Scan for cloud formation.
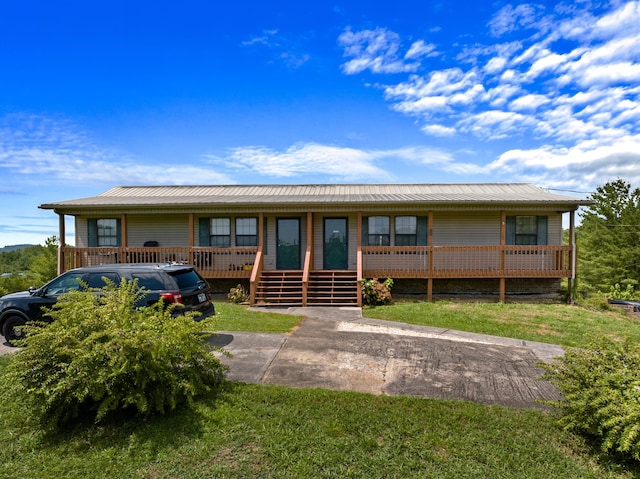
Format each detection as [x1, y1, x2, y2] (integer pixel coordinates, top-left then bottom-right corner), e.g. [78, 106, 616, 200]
[339, 1, 640, 192]
[0, 114, 234, 187]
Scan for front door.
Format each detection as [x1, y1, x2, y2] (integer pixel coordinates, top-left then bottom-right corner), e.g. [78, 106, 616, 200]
[276, 218, 301, 269]
[324, 218, 348, 270]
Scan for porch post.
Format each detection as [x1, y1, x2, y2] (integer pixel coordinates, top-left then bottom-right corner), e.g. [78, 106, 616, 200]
[57, 213, 65, 275]
[427, 211, 433, 302]
[356, 211, 363, 307]
[121, 214, 128, 247]
[568, 209, 576, 303]
[302, 211, 313, 306]
[188, 213, 195, 265]
[121, 214, 128, 264]
[499, 210, 506, 302]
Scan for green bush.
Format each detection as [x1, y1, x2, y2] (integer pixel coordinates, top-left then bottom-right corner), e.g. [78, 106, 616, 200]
[540, 336, 640, 461]
[361, 278, 394, 306]
[4, 279, 227, 429]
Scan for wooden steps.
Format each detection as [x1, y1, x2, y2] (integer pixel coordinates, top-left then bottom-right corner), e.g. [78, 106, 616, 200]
[254, 270, 359, 306]
[307, 270, 359, 306]
[254, 270, 304, 306]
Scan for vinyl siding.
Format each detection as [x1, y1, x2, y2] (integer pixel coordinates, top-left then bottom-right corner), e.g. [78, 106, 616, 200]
[127, 215, 190, 247]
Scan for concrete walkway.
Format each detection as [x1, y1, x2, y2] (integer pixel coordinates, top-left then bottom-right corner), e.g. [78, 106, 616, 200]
[211, 306, 564, 409]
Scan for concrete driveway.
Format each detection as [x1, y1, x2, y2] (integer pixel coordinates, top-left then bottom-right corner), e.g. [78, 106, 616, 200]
[1, 306, 564, 409]
[213, 306, 564, 409]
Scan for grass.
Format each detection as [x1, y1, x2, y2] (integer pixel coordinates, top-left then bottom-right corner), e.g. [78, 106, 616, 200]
[210, 302, 303, 333]
[2, 301, 640, 477]
[0, 375, 637, 479]
[363, 301, 640, 348]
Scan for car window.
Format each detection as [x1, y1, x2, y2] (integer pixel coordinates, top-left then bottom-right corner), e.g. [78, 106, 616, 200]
[170, 270, 204, 289]
[131, 272, 168, 291]
[83, 272, 121, 289]
[46, 272, 84, 295]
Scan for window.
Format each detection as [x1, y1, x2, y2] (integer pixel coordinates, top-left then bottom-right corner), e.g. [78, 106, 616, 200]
[395, 216, 417, 246]
[210, 218, 231, 247]
[515, 216, 538, 245]
[368, 216, 390, 246]
[97, 219, 118, 246]
[506, 215, 548, 245]
[236, 217, 258, 246]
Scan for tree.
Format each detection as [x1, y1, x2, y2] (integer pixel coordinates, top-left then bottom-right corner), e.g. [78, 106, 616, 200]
[578, 179, 640, 294]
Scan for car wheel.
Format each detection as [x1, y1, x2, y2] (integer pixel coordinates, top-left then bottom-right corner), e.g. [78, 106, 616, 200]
[2, 316, 27, 346]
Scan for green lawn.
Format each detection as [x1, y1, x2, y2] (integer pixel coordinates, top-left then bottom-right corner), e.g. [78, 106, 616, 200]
[0, 378, 637, 479]
[2, 301, 640, 478]
[211, 302, 303, 333]
[363, 301, 640, 348]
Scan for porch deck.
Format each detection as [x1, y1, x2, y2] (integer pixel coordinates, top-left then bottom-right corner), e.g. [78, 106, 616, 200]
[59, 245, 572, 305]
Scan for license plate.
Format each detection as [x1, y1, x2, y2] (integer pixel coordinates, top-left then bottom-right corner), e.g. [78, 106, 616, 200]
[198, 293, 207, 303]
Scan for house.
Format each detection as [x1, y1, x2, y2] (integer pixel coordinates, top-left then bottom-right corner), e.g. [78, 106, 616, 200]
[39, 183, 590, 305]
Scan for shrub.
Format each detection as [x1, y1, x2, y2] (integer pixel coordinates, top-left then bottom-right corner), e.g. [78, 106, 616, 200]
[361, 278, 394, 306]
[540, 336, 640, 461]
[228, 283, 249, 303]
[609, 282, 640, 301]
[4, 279, 227, 429]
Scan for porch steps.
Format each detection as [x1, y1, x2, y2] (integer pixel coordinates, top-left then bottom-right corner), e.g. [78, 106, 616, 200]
[307, 270, 359, 306]
[254, 270, 360, 306]
[254, 270, 304, 306]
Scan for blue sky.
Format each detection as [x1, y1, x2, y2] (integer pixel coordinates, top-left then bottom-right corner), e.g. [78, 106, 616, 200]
[1, 0, 639, 247]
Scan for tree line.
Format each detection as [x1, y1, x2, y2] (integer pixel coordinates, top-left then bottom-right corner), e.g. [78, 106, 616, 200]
[0, 237, 58, 296]
[577, 178, 640, 299]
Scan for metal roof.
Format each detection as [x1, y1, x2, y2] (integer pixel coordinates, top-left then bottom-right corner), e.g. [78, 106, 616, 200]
[39, 183, 590, 211]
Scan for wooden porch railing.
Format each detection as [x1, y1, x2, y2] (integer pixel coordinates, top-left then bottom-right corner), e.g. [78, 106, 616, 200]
[59, 246, 259, 278]
[249, 246, 264, 306]
[59, 244, 572, 282]
[362, 245, 572, 278]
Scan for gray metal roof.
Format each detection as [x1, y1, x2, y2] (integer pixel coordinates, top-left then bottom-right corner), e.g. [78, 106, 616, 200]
[39, 183, 590, 211]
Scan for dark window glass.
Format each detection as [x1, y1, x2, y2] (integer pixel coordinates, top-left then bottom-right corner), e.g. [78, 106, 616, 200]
[236, 217, 258, 246]
[97, 219, 118, 246]
[395, 216, 417, 246]
[368, 216, 390, 246]
[171, 270, 205, 289]
[210, 218, 231, 247]
[131, 272, 168, 291]
[516, 216, 537, 245]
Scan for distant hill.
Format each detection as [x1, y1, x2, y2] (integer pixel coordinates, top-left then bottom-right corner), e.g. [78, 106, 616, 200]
[0, 244, 36, 253]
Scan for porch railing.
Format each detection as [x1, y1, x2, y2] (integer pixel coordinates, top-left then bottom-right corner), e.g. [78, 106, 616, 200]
[59, 245, 572, 280]
[59, 246, 259, 278]
[362, 245, 572, 278]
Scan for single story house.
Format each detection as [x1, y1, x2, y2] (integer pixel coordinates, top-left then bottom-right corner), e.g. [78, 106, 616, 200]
[39, 183, 590, 305]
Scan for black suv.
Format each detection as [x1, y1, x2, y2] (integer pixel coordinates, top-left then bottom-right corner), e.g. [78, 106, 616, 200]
[0, 263, 215, 345]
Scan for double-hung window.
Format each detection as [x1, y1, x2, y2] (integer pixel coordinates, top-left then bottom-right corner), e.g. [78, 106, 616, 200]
[210, 218, 231, 247]
[368, 216, 390, 246]
[88, 218, 121, 247]
[236, 217, 258, 246]
[506, 215, 548, 245]
[395, 216, 417, 246]
[96, 219, 118, 246]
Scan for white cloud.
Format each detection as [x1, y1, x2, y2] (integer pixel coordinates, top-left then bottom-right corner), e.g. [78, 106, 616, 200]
[338, 1, 640, 193]
[0, 114, 234, 186]
[421, 124, 456, 137]
[405, 40, 437, 60]
[339, 27, 431, 74]
[509, 93, 550, 112]
[488, 3, 547, 37]
[226, 143, 389, 180]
